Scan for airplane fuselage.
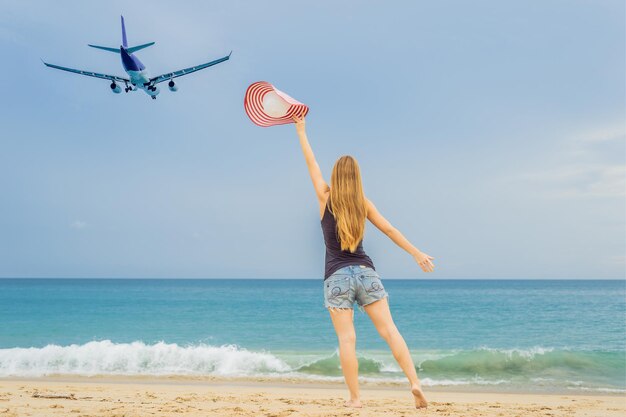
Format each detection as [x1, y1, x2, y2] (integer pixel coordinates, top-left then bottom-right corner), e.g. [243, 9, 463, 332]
[120, 46, 159, 97]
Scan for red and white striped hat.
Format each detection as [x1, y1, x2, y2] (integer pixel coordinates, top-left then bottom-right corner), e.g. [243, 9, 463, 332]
[244, 81, 309, 127]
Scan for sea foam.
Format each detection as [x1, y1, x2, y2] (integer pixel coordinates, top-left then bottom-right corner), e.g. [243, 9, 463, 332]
[0, 340, 290, 377]
[0, 341, 623, 393]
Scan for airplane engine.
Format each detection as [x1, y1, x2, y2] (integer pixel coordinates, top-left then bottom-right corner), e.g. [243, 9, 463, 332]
[168, 80, 178, 92]
[110, 82, 122, 94]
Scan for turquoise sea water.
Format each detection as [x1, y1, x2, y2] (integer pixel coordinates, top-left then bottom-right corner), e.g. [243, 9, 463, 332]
[0, 279, 624, 393]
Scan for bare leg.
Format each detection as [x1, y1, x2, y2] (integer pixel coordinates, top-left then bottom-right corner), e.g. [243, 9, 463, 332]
[328, 307, 362, 408]
[363, 297, 428, 409]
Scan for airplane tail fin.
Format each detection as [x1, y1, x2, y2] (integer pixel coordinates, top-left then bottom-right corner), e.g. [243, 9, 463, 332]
[88, 15, 155, 54]
[121, 15, 128, 48]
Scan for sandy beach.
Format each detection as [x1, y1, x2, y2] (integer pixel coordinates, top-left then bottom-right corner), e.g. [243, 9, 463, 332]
[0, 376, 623, 417]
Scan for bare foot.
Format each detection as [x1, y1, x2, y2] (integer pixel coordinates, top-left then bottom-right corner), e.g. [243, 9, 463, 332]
[411, 383, 428, 409]
[344, 399, 363, 408]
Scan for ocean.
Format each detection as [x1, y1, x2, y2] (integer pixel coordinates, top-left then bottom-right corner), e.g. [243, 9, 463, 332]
[0, 279, 624, 394]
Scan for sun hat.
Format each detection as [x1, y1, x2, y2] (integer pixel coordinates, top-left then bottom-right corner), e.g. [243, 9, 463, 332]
[244, 81, 309, 127]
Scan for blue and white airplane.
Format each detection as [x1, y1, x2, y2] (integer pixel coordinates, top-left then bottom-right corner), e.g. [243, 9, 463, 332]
[43, 16, 231, 99]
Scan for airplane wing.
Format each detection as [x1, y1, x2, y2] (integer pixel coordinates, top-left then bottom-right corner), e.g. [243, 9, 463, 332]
[43, 61, 130, 83]
[149, 51, 231, 85]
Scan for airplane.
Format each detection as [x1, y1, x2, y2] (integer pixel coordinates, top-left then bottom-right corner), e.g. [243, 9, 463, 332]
[43, 15, 231, 99]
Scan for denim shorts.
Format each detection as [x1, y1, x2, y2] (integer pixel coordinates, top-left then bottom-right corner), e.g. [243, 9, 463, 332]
[323, 265, 389, 313]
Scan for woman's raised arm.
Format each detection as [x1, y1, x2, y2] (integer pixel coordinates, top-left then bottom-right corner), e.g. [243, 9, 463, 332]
[293, 116, 329, 203]
[365, 198, 435, 273]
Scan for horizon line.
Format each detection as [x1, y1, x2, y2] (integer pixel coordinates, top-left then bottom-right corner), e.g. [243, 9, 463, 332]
[0, 277, 624, 281]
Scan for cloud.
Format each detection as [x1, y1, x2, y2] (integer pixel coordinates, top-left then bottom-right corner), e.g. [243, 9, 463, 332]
[514, 163, 625, 198]
[70, 220, 87, 230]
[572, 125, 625, 144]
[608, 254, 625, 266]
[502, 124, 626, 198]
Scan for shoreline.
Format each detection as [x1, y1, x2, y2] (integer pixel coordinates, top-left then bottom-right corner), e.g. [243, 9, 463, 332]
[1, 374, 623, 396]
[0, 376, 624, 417]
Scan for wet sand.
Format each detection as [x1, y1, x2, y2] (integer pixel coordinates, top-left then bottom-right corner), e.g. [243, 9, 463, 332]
[0, 376, 624, 417]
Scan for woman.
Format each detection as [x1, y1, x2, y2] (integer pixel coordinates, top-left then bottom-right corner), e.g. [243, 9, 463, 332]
[292, 115, 434, 409]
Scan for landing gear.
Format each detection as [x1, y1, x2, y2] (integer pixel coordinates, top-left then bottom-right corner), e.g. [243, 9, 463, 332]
[151, 95, 157, 100]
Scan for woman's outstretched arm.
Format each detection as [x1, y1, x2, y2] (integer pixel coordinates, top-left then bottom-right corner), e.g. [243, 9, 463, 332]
[293, 116, 329, 202]
[365, 198, 435, 273]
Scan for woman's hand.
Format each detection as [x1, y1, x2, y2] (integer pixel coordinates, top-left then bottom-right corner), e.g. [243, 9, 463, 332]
[413, 251, 435, 273]
[292, 115, 306, 136]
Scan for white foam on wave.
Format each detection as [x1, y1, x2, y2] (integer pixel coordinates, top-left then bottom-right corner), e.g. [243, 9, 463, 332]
[571, 386, 626, 394]
[0, 340, 291, 377]
[477, 346, 555, 359]
[420, 377, 508, 386]
[2, 342, 622, 394]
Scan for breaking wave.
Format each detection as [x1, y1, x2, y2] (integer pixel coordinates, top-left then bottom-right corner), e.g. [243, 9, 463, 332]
[0, 341, 623, 393]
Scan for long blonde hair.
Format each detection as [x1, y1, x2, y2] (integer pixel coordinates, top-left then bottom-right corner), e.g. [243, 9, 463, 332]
[329, 155, 367, 252]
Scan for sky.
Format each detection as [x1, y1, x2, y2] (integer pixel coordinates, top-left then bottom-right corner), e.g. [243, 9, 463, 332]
[0, 0, 624, 279]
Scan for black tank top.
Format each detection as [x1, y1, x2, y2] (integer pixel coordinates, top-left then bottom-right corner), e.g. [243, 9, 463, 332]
[320, 196, 375, 280]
